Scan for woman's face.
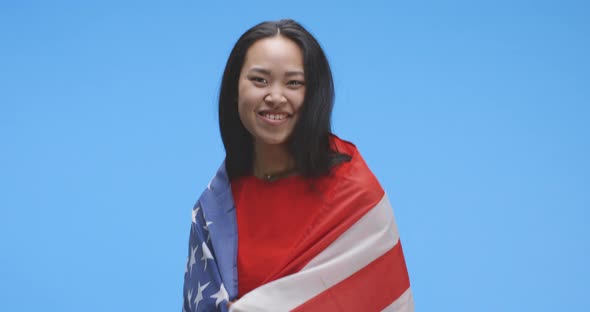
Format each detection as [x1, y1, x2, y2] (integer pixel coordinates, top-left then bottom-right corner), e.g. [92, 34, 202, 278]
[237, 36, 306, 147]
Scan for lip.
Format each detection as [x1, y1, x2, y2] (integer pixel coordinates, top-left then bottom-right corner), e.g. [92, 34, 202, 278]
[257, 110, 291, 126]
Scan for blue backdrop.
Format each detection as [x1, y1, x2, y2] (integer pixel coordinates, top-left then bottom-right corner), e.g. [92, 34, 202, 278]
[1, 1, 588, 311]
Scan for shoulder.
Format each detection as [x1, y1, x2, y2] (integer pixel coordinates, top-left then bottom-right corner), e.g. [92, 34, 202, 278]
[327, 135, 384, 205]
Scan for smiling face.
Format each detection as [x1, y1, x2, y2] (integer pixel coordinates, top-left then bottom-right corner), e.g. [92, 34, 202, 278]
[237, 36, 306, 148]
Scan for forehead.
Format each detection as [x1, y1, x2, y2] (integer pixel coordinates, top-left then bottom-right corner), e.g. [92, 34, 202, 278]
[242, 36, 304, 70]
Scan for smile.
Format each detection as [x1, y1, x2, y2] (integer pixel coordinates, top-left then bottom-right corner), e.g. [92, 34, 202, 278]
[260, 112, 288, 120]
[257, 111, 292, 125]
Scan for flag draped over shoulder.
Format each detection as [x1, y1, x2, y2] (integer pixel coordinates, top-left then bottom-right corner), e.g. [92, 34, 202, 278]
[183, 164, 237, 312]
[183, 142, 414, 312]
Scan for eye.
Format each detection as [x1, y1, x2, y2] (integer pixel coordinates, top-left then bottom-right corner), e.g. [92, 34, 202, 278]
[287, 80, 305, 87]
[249, 76, 267, 85]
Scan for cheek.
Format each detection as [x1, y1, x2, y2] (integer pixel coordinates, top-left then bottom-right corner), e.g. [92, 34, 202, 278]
[237, 98, 250, 124]
[237, 103, 253, 135]
[238, 84, 264, 107]
[238, 96, 255, 118]
[237, 94, 260, 128]
[289, 90, 306, 112]
[237, 88, 252, 114]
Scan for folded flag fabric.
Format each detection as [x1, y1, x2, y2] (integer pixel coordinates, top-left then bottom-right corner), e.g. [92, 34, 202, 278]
[183, 143, 413, 311]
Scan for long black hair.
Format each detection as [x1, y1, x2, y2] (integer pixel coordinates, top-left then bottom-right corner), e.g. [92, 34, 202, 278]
[219, 19, 348, 180]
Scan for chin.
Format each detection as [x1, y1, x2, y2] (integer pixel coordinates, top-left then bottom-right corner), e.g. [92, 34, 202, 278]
[260, 138, 287, 146]
[256, 134, 289, 146]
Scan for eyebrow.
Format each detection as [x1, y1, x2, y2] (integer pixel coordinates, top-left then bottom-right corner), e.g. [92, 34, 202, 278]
[249, 67, 304, 76]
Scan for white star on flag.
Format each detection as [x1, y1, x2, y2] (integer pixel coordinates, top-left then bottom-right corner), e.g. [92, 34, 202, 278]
[193, 281, 210, 310]
[201, 242, 214, 271]
[210, 283, 229, 308]
[186, 288, 193, 308]
[188, 245, 198, 275]
[203, 221, 213, 242]
[192, 206, 200, 224]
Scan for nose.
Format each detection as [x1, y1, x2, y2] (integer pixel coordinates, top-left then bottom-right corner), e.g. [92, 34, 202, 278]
[264, 85, 287, 107]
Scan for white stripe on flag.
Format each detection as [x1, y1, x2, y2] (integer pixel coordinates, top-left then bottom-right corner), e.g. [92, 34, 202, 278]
[230, 194, 401, 312]
[381, 288, 414, 312]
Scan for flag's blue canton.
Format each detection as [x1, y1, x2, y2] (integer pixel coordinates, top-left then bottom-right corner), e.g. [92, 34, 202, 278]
[183, 164, 238, 312]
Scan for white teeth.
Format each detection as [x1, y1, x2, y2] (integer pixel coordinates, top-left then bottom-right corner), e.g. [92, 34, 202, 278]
[263, 113, 287, 120]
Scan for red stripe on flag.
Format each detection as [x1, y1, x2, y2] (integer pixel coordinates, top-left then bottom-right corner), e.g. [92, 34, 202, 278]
[293, 240, 411, 312]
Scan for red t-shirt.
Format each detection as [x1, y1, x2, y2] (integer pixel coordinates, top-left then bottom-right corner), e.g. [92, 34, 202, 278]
[231, 173, 328, 297]
[230, 137, 384, 298]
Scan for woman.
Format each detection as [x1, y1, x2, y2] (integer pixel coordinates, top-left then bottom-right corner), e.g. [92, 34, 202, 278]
[183, 19, 413, 312]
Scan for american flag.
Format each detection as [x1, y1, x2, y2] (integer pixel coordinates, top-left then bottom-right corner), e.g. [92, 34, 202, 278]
[183, 160, 414, 311]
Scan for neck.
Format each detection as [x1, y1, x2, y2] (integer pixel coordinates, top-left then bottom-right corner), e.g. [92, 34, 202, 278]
[252, 142, 295, 179]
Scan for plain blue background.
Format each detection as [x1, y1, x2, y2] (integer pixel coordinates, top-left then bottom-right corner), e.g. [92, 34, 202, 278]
[1, 0, 588, 311]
